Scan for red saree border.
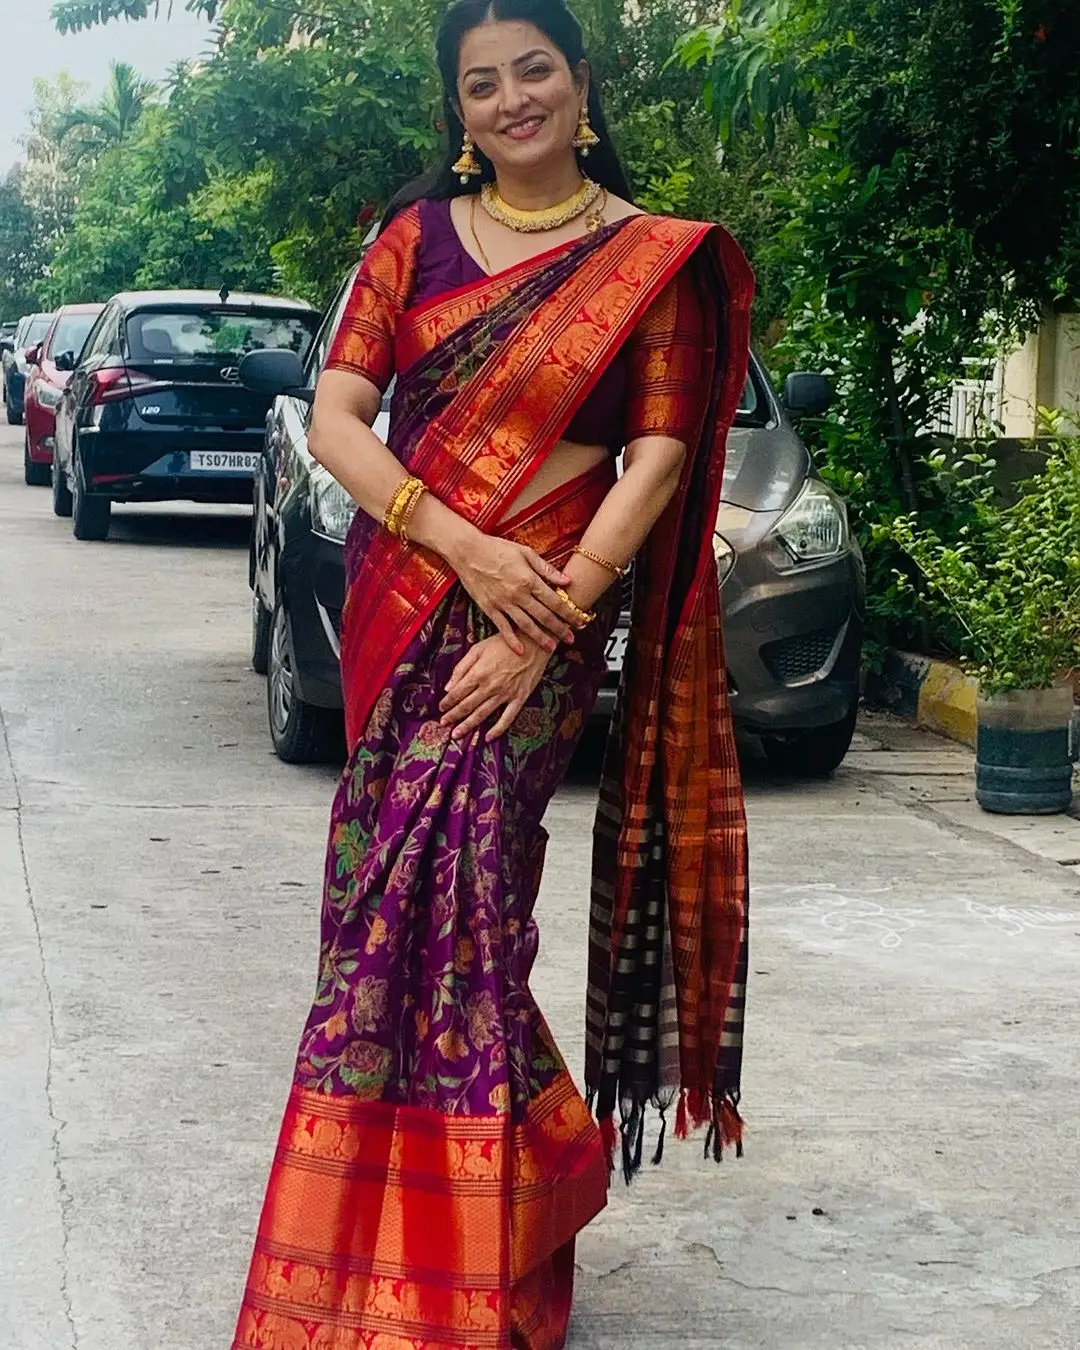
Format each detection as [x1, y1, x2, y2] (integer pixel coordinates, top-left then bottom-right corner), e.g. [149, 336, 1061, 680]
[234, 1073, 606, 1350]
[341, 214, 711, 751]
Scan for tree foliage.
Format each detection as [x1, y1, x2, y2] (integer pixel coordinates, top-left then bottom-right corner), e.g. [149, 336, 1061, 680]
[51, 0, 218, 33]
[679, 0, 1080, 651]
[57, 61, 158, 150]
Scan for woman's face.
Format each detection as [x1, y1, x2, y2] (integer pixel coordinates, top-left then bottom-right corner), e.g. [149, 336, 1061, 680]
[456, 20, 585, 177]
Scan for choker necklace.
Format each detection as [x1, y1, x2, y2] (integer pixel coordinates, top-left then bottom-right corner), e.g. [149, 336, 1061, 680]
[480, 178, 606, 233]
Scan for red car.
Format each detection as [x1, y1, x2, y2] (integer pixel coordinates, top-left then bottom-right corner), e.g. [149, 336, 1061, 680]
[23, 303, 104, 485]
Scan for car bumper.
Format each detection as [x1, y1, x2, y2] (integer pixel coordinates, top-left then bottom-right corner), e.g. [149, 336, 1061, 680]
[593, 547, 864, 733]
[79, 429, 265, 504]
[5, 369, 26, 411]
[25, 401, 57, 463]
[279, 529, 347, 709]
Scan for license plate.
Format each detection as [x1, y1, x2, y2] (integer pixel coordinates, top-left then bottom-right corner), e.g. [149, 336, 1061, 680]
[189, 450, 260, 473]
[605, 629, 628, 671]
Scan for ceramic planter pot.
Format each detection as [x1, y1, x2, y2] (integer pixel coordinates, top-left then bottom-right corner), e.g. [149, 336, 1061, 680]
[975, 685, 1075, 815]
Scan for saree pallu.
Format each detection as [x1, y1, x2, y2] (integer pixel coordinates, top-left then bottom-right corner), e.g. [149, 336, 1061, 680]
[234, 466, 620, 1350]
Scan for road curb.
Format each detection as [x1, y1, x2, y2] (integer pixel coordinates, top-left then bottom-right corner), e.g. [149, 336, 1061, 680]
[866, 651, 1080, 760]
[864, 649, 978, 748]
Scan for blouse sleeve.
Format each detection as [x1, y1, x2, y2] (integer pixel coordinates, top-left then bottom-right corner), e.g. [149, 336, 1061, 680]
[623, 265, 708, 445]
[324, 203, 421, 391]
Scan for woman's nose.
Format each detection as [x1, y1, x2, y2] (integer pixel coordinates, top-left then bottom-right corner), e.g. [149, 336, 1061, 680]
[498, 78, 532, 117]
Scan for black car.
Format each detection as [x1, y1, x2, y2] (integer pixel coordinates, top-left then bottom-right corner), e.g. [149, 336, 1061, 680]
[241, 267, 864, 772]
[51, 290, 319, 540]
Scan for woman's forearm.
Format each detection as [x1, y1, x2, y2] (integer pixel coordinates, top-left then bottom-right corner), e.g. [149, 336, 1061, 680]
[561, 436, 687, 610]
[309, 404, 481, 571]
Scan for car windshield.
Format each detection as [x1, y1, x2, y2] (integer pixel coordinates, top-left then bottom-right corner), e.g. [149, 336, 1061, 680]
[24, 316, 52, 347]
[50, 313, 99, 359]
[125, 309, 316, 363]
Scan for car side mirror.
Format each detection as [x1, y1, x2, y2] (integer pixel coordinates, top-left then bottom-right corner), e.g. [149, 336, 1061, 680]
[782, 372, 833, 419]
[24, 344, 41, 366]
[239, 349, 313, 404]
[0, 338, 13, 355]
[54, 350, 75, 372]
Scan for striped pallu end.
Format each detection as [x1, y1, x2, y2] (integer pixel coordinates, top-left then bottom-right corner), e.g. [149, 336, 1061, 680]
[585, 228, 754, 1177]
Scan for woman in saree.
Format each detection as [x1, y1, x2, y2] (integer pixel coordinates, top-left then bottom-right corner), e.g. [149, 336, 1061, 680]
[234, 1, 752, 1346]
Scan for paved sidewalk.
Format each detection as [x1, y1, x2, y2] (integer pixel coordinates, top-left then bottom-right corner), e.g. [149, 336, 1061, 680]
[2, 429, 1080, 1349]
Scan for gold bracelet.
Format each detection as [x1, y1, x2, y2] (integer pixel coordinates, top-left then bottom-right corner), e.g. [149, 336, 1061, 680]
[383, 475, 423, 536]
[398, 482, 428, 544]
[382, 476, 411, 532]
[573, 546, 628, 579]
[555, 587, 596, 628]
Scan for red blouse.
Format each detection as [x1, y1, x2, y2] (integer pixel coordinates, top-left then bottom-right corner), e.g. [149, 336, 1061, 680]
[326, 199, 706, 448]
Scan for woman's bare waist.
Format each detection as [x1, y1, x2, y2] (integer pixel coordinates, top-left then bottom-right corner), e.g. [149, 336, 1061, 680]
[497, 438, 612, 525]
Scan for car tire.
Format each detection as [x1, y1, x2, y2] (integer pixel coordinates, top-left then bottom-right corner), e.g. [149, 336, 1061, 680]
[267, 592, 343, 764]
[761, 702, 859, 777]
[6, 383, 22, 426]
[251, 590, 272, 675]
[71, 447, 111, 540]
[23, 432, 50, 486]
[51, 453, 73, 517]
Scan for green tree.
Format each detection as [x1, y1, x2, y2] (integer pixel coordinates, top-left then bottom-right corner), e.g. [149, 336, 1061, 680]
[0, 170, 50, 318]
[57, 61, 158, 151]
[51, 0, 218, 32]
[678, 0, 1080, 649]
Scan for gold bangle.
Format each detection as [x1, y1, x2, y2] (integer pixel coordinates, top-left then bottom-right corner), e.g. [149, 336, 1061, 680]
[383, 475, 423, 536]
[555, 586, 596, 628]
[382, 476, 409, 532]
[573, 546, 628, 579]
[398, 482, 427, 544]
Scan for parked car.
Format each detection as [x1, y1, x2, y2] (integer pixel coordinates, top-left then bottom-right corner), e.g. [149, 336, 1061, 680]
[3, 312, 54, 426]
[240, 269, 865, 772]
[23, 304, 104, 485]
[52, 289, 320, 540]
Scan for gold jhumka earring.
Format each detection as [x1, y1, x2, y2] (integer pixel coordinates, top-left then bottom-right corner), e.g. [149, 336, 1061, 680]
[571, 105, 601, 155]
[452, 132, 482, 183]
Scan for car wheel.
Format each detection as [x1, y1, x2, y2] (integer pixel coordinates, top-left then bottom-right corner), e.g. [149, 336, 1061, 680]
[6, 384, 22, 426]
[51, 453, 73, 517]
[71, 447, 111, 540]
[23, 431, 49, 486]
[761, 702, 859, 777]
[267, 592, 343, 764]
[251, 590, 272, 675]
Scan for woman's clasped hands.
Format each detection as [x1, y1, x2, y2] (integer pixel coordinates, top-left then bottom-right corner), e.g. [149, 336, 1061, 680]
[451, 533, 579, 655]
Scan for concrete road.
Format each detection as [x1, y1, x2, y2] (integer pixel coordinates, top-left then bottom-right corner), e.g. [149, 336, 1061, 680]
[2, 422, 1079, 1350]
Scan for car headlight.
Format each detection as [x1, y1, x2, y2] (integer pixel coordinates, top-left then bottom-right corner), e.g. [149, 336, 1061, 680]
[310, 469, 358, 542]
[35, 381, 63, 409]
[713, 531, 736, 587]
[768, 478, 849, 569]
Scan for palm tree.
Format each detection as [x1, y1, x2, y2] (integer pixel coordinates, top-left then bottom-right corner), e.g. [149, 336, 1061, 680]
[58, 62, 158, 147]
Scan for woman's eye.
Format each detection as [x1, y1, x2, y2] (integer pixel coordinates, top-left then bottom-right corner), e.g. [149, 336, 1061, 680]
[468, 80, 495, 97]
[524, 64, 551, 78]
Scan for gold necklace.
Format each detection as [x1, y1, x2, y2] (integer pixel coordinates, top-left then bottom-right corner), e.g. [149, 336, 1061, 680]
[480, 177, 603, 233]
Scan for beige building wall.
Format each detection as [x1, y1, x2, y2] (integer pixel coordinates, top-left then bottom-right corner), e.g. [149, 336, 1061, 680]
[1000, 312, 1080, 436]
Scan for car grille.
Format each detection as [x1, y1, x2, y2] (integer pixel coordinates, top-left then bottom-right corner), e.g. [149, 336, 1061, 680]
[761, 627, 839, 684]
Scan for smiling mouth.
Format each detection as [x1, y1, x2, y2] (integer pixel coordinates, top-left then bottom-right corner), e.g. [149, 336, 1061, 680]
[501, 116, 545, 140]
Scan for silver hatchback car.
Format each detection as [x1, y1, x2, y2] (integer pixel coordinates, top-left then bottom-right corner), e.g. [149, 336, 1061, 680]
[596, 356, 865, 776]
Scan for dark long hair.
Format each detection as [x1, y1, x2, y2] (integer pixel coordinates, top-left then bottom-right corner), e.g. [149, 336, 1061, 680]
[383, 0, 631, 226]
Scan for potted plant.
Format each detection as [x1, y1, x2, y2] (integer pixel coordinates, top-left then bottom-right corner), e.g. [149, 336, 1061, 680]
[889, 434, 1080, 814]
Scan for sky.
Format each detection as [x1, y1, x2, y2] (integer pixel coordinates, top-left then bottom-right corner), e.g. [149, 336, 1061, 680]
[0, 9, 214, 175]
